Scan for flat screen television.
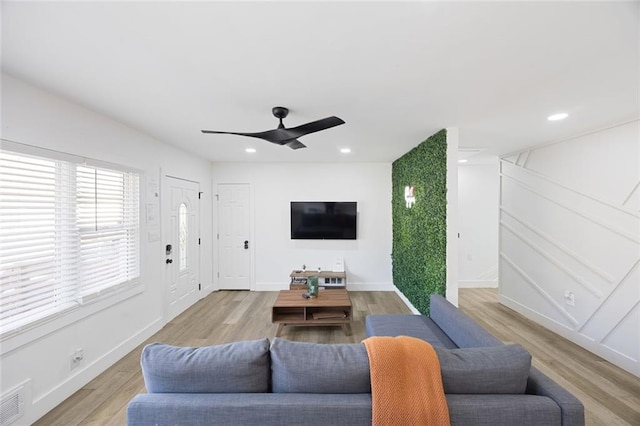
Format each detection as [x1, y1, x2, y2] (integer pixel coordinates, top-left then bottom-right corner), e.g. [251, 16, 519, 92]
[290, 201, 357, 240]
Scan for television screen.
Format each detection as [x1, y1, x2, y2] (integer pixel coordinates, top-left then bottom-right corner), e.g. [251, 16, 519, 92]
[290, 201, 357, 240]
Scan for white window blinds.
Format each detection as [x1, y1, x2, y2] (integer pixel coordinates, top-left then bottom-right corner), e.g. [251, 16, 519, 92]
[0, 146, 140, 337]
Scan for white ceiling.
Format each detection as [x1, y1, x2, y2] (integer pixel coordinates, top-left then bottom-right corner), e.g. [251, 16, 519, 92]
[2, 1, 638, 163]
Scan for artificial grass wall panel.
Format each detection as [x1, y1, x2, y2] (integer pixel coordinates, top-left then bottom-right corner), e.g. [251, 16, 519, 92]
[391, 129, 447, 315]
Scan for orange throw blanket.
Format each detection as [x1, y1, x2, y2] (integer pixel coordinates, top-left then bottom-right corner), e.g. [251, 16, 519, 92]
[363, 336, 450, 426]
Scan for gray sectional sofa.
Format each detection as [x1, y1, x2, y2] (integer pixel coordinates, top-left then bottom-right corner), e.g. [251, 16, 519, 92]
[127, 294, 584, 426]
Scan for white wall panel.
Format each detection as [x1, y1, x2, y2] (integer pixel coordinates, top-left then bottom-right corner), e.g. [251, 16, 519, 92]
[580, 263, 639, 342]
[500, 257, 577, 330]
[501, 166, 638, 278]
[501, 226, 597, 325]
[211, 162, 393, 291]
[601, 301, 639, 363]
[524, 122, 639, 205]
[499, 120, 640, 376]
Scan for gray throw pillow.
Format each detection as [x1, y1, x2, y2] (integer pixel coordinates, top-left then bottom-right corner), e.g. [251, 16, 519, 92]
[141, 339, 270, 393]
[270, 338, 371, 393]
[434, 344, 531, 394]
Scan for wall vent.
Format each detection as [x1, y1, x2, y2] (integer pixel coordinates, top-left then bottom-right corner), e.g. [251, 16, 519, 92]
[0, 384, 25, 426]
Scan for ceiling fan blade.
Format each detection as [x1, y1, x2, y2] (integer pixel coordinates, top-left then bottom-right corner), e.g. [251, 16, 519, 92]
[285, 139, 306, 150]
[201, 129, 285, 143]
[201, 110, 345, 146]
[284, 116, 345, 139]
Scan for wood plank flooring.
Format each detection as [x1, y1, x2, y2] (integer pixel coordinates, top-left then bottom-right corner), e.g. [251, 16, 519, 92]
[34, 289, 640, 425]
[459, 289, 640, 426]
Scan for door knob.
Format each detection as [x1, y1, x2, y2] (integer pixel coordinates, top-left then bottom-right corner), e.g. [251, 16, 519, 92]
[166, 259, 173, 264]
[244, 240, 249, 249]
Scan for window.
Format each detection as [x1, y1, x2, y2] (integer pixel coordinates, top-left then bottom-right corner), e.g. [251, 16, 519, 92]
[179, 203, 188, 271]
[0, 143, 140, 338]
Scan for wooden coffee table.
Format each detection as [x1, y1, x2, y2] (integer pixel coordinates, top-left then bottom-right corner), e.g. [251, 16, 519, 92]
[272, 289, 352, 336]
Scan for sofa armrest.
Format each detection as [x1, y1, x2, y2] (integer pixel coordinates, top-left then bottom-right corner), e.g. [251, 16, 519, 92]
[526, 367, 585, 426]
[429, 295, 503, 347]
[365, 314, 457, 348]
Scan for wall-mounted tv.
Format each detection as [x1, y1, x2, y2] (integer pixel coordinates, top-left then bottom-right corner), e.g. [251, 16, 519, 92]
[291, 201, 357, 240]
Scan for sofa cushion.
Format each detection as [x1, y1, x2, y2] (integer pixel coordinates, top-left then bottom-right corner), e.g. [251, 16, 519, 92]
[434, 344, 531, 394]
[141, 339, 270, 393]
[365, 314, 458, 349]
[270, 338, 370, 393]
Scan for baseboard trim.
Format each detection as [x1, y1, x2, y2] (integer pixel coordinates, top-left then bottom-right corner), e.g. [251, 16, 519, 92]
[29, 317, 164, 423]
[499, 294, 639, 377]
[459, 280, 498, 288]
[393, 286, 421, 314]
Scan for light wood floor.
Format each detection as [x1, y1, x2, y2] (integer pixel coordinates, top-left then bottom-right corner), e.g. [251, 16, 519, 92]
[35, 289, 640, 426]
[459, 289, 640, 426]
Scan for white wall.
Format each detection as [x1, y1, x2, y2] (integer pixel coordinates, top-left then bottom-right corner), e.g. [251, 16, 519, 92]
[0, 74, 214, 424]
[211, 162, 393, 291]
[446, 128, 460, 305]
[458, 160, 500, 288]
[499, 120, 640, 376]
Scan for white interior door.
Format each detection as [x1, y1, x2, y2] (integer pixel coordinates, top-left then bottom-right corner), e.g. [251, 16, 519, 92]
[217, 183, 251, 290]
[163, 176, 200, 320]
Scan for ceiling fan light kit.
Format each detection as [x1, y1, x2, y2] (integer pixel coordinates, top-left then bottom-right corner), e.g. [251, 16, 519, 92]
[202, 106, 345, 150]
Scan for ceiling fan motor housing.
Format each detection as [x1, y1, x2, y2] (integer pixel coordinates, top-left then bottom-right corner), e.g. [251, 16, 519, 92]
[272, 106, 289, 119]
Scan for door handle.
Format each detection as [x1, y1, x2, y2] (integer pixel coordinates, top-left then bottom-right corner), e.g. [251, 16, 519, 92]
[166, 259, 173, 264]
[244, 240, 249, 249]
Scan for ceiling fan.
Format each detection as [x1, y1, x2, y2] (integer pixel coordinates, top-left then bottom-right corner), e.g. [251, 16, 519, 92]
[201, 106, 345, 150]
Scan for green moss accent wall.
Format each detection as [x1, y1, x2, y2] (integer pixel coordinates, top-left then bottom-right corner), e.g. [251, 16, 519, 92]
[392, 129, 447, 315]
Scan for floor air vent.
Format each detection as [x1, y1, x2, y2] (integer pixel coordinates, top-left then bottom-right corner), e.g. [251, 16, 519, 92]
[0, 384, 25, 426]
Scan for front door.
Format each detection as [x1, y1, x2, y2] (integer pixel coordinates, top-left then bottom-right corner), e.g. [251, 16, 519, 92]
[163, 176, 200, 320]
[217, 183, 251, 290]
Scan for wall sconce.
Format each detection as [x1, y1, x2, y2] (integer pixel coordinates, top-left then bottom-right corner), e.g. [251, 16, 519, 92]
[404, 186, 416, 208]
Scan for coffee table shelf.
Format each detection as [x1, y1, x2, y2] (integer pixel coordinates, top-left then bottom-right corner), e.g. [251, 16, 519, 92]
[272, 289, 352, 336]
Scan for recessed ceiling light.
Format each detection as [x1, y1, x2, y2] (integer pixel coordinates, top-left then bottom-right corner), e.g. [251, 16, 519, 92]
[458, 159, 468, 163]
[548, 113, 568, 121]
[340, 148, 351, 154]
[245, 148, 256, 153]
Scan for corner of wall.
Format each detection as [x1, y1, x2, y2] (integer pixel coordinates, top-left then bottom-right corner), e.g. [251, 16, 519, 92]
[446, 127, 459, 307]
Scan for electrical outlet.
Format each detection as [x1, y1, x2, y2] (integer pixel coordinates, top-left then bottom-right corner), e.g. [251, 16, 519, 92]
[70, 348, 84, 370]
[564, 290, 575, 307]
